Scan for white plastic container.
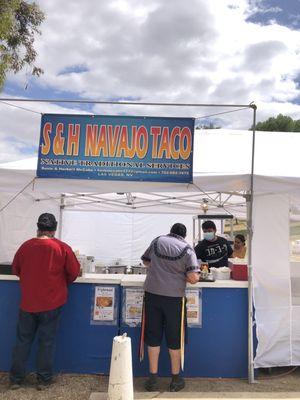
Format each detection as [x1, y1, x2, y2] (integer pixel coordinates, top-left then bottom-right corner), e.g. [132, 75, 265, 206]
[210, 267, 231, 280]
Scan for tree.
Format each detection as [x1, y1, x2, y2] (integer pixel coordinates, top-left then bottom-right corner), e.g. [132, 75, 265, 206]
[254, 114, 300, 132]
[294, 119, 300, 132]
[0, 0, 45, 89]
[195, 121, 221, 129]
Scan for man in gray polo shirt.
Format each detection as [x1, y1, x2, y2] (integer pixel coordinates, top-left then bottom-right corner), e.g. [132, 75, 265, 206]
[141, 223, 200, 392]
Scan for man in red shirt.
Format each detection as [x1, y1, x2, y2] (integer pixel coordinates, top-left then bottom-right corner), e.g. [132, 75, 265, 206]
[9, 213, 80, 390]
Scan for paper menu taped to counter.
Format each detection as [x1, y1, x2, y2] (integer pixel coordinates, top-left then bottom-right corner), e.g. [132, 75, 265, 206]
[186, 288, 202, 327]
[123, 287, 144, 327]
[121, 287, 202, 328]
[93, 286, 115, 321]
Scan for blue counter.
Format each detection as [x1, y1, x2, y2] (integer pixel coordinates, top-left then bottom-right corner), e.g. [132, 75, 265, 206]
[0, 275, 249, 378]
[0, 277, 120, 374]
[120, 276, 249, 378]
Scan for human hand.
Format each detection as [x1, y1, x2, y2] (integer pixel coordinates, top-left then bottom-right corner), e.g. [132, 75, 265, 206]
[186, 272, 200, 284]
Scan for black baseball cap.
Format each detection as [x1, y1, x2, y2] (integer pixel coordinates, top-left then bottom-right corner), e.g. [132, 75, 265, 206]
[37, 213, 57, 232]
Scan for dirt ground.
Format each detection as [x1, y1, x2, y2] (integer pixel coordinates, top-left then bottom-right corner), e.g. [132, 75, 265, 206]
[1, 368, 300, 400]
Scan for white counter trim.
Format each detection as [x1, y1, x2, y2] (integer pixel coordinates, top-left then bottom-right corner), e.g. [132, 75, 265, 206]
[0, 274, 19, 281]
[121, 275, 145, 287]
[75, 274, 123, 284]
[0, 274, 124, 285]
[192, 280, 248, 288]
[121, 275, 248, 288]
[0, 274, 248, 288]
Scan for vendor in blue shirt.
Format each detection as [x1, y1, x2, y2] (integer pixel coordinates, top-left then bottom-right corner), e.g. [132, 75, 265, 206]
[194, 220, 233, 268]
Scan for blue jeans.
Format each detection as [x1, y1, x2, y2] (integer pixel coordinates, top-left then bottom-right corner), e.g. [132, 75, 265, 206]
[10, 307, 62, 384]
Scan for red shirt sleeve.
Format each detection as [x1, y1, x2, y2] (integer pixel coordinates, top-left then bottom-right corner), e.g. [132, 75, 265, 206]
[64, 245, 80, 283]
[12, 247, 22, 276]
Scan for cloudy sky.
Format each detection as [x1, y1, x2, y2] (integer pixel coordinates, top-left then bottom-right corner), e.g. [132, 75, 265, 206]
[0, 0, 299, 163]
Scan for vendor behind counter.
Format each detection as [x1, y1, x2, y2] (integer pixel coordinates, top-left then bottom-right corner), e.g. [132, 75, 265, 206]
[194, 220, 233, 268]
[232, 234, 247, 259]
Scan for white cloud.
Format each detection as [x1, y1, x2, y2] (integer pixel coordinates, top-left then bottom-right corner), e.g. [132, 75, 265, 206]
[247, 1, 282, 15]
[0, 97, 92, 162]
[0, 0, 300, 162]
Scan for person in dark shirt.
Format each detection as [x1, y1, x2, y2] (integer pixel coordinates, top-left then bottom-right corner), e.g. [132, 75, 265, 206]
[194, 220, 233, 268]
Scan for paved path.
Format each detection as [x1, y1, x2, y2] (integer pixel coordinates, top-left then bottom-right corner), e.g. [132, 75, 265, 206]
[90, 392, 300, 400]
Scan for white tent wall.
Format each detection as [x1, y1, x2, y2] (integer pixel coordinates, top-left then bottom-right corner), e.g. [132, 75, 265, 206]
[0, 192, 60, 261]
[292, 303, 300, 363]
[61, 211, 197, 265]
[253, 194, 291, 367]
[0, 196, 221, 266]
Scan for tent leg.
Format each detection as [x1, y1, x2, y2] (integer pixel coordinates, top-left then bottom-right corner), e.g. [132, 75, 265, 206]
[248, 264, 255, 383]
[247, 104, 257, 384]
[246, 196, 255, 384]
[58, 194, 65, 240]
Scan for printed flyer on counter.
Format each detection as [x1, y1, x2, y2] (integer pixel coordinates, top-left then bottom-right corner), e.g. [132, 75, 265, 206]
[93, 286, 115, 322]
[122, 287, 202, 328]
[186, 288, 202, 327]
[123, 287, 144, 326]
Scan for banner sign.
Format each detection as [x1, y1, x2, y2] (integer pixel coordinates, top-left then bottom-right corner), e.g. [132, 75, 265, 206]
[37, 114, 194, 182]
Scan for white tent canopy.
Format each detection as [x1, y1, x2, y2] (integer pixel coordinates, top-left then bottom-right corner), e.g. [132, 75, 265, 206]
[1, 128, 300, 371]
[1, 128, 300, 205]
[1, 128, 299, 176]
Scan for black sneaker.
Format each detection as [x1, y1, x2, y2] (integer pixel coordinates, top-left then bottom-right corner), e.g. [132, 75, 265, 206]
[169, 376, 185, 392]
[144, 375, 159, 392]
[36, 379, 54, 391]
[9, 382, 22, 390]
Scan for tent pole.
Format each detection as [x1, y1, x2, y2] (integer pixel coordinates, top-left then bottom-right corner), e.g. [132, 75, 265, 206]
[193, 217, 196, 246]
[58, 194, 65, 240]
[247, 104, 257, 384]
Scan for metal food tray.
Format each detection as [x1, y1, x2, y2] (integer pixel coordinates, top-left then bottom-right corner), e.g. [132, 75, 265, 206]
[0, 263, 13, 275]
[199, 277, 215, 282]
[107, 265, 127, 274]
[131, 266, 147, 274]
